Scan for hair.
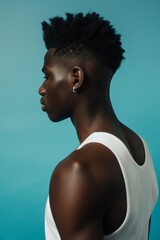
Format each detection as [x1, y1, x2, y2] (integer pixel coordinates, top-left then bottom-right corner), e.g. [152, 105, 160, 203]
[41, 12, 125, 73]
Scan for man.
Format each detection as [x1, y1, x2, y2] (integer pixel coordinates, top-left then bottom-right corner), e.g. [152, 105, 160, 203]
[39, 12, 158, 240]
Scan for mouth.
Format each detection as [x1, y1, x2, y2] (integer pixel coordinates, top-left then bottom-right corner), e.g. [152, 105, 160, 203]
[40, 98, 46, 111]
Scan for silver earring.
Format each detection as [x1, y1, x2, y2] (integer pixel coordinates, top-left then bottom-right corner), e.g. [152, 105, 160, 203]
[73, 86, 77, 93]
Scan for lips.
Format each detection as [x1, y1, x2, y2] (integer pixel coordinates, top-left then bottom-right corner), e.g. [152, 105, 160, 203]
[40, 98, 46, 111]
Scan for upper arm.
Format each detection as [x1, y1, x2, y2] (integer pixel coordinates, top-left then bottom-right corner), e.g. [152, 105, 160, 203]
[49, 156, 104, 240]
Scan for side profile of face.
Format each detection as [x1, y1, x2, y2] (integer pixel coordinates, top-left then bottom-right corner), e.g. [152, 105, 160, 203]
[39, 48, 77, 122]
[39, 48, 111, 123]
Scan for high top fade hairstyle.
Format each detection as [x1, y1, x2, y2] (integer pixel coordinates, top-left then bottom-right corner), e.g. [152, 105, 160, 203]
[41, 12, 125, 73]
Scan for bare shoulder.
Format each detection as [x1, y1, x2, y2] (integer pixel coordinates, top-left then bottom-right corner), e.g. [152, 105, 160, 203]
[49, 141, 124, 213]
[49, 148, 93, 197]
[49, 143, 122, 239]
[49, 146, 106, 239]
[50, 142, 121, 194]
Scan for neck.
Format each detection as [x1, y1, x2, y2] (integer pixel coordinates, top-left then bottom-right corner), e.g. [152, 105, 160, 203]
[71, 96, 121, 143]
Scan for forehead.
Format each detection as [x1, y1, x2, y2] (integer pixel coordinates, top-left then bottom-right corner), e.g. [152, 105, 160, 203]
[44, 48, 57, 65]
[43, 48, 68, 72]
[43, 48, 80, 72]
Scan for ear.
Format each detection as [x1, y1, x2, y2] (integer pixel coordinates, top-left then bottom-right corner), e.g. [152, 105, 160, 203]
[71, 66, 84, 92]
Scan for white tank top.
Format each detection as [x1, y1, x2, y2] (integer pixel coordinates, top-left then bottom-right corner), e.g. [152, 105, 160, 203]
[45, 132, 159, 240]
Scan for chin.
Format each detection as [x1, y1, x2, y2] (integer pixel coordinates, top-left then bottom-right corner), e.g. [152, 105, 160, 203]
[47, 112, 69, 123]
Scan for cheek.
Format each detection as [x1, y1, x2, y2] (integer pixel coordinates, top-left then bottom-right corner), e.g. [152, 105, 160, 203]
[45, 81, 73, 122]
[47, 80, 71, 107]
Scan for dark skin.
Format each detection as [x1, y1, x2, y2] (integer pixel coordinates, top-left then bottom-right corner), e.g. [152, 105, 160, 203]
[39, 48, 151, 240]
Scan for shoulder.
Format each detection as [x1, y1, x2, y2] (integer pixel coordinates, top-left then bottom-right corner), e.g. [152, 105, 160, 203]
[49, 145, 102, 201]
[50, 149, 92, 199]
[50, 141, 122, 207]
[48, 146, 106, 239]
[50, 141, 118, 186]
[49, 143, 125, 239]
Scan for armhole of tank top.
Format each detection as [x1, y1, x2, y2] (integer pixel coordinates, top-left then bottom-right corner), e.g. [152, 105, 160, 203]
[135, 134, 147, 162]
[139, 137, 159, 204]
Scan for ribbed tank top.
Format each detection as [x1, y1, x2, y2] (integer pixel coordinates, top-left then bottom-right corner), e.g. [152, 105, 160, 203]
[45, 132, 159, 240]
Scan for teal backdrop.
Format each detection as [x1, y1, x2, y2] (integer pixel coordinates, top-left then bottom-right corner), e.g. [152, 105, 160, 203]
[0, 0, 159, 239]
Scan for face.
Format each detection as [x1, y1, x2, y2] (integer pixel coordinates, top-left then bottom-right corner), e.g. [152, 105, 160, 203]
[39, 48, 75, 122]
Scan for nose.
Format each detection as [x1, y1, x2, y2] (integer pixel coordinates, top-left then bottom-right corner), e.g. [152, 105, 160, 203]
[38, 82, 46, 96]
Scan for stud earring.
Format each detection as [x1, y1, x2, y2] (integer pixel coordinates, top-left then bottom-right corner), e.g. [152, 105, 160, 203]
[73, 86, 77, 93]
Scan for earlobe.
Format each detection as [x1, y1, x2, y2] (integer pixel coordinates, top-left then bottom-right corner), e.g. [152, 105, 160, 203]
[72, 86, 77, 93]
[72, 66, 84, 92]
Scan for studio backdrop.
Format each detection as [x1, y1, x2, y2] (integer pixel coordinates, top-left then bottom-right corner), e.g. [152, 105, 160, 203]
[0, 0, 159, 239]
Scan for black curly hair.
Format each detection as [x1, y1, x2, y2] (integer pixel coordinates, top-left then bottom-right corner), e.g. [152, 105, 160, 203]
[41, 12, 125, 73]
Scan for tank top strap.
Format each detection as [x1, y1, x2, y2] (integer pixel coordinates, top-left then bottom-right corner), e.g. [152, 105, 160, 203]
[77, 132, 129, 159]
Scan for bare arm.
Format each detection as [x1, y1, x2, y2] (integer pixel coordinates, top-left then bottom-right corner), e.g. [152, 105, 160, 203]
[49, 153, 104, 240]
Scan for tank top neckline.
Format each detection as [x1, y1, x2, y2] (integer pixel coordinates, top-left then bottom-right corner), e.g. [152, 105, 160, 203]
[78, 131, 147, 168]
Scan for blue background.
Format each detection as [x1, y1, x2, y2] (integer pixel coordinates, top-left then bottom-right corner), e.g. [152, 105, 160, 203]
[0, 0, 159, 239]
